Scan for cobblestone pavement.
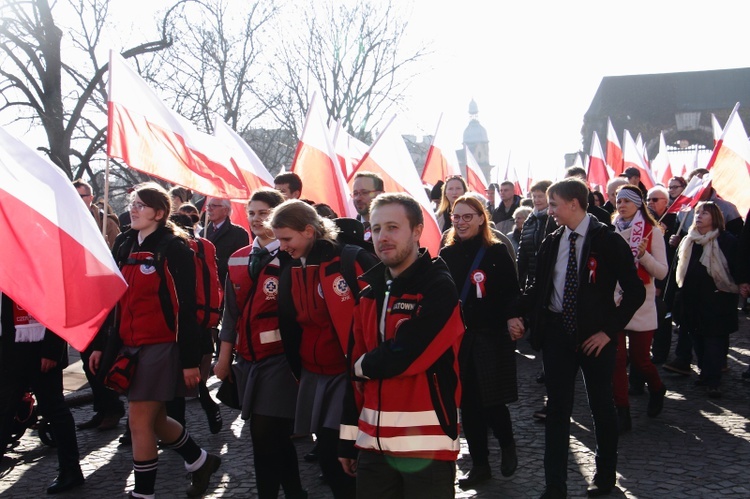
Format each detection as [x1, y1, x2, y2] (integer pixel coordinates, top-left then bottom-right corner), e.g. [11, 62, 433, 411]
[2, 311, 749, 498]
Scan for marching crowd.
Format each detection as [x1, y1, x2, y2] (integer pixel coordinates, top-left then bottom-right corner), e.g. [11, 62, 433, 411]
[0, 166, 748, 499]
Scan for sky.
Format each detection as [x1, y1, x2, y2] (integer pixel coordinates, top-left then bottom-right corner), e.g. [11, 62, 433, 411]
[8, 0, 750, 183]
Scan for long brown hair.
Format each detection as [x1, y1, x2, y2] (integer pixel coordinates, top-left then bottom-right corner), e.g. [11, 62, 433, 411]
[436, 176, 468, 219]
[443, 194, 499, 247]
[133, 182, 188, 239]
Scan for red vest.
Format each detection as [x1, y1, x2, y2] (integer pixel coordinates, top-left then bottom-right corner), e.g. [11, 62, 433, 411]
[227, 246, 285, 362]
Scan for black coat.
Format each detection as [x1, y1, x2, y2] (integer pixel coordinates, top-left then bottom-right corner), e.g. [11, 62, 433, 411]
[675, 231, 740, 337]
[519, 215, 646, 350]
[440, 235, 520, 405]
[516, 210, 557, 290]
[201, 220, 249, 289]
[1, 294, 68, 371]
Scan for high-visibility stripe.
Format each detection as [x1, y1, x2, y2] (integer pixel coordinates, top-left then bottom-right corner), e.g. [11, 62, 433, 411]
[360, 408, 441, 428]
[340, 424, 359, 441]
[355, 433, 459, 453]
[228, 256, 249, 266]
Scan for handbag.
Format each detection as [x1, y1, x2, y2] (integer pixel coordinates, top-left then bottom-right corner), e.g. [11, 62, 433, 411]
[103, 350, 138, 394]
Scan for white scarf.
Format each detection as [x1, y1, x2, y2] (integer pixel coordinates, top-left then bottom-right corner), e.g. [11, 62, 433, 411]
[675, 228, 738, 293]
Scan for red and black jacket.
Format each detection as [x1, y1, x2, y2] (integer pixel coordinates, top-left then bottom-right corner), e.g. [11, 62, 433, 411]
[277, 239, 377, 379]
[112, 227, 201, 369]
[225, 243, 290, 362]
[339, 249, 465, 461]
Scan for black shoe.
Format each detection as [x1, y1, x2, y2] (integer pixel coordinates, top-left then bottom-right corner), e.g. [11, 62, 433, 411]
[186, 453, 221, 497]
[533, 405, 547, 421]
[663, 360, 691, 376]
[539, 485, 567, 498]
[46, 468, 84, 494]
[707, 386, 722, 399]
[586, 481, 614, 497]
[205, 405, 223, 434]
[97, 408, 125, 431]
[76, 413, 104, 430]
[500, 442, 518, 477]
[119, 430, 132, 446]
[616, 406, 631, 435]
[628, 382, 645, 396]
[647, 385, 667, 417]
[458, 464, 491, 488]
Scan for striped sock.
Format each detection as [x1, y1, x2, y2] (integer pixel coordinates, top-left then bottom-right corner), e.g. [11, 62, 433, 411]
[163, 427, 203, 468]
[132, 457, 158, 497]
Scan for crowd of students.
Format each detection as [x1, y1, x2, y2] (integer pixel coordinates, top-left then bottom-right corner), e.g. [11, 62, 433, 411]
[0, 167, 748, 499]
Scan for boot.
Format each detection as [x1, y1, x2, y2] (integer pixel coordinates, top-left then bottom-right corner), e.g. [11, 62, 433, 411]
[500, 441, 518, 477]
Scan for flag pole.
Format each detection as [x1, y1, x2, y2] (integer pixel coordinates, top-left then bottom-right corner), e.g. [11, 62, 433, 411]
[102, 49, 114, 241]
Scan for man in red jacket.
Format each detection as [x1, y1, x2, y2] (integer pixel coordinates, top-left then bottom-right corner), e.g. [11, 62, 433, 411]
[339, 193, 465, 499]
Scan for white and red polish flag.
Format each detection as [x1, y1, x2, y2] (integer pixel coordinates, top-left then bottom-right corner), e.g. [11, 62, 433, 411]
[652, 132, 673, 186]
[107, 53, 249, 199]
[328, 122, 369, 182]
[711, 114, 723, 146]
[705, 102, 750, 217]
[587, 131, 610, 198]
[354, 115, 442, 254]
[606, 118, 623, 176]
[667, 174, 711, 214]
[623, 129, 655, 190]
[291, 92, 355, 218]
[0, 126, 127, 351]
[464, 145, 488, 194]
[421, 113, 461, 187]
[213, 118, 274, 193]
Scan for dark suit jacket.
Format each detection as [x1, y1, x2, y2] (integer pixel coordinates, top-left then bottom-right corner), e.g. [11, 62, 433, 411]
[519, 215, 646, 350]
[200, 220, 249, 288]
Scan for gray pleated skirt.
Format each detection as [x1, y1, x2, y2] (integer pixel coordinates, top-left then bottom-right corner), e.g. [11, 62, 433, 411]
[234, 353, 298, 420]
[293, 369, 348, 434]
[124, 343, 197, 402]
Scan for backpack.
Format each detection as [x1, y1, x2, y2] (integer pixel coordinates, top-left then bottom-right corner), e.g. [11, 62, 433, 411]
[118, 232, 223, 329]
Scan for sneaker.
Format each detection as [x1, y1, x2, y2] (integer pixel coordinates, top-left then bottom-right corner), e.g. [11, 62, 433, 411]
[663, 360, 691, 376]
[186, 453, 221, 497]
[533, 406, 547, 421]
[205, 405, 223, 434]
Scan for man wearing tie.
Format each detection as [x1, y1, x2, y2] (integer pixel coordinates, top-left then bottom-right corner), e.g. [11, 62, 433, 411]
[520, 178, 645, 499]
[200, 198, 250, 289]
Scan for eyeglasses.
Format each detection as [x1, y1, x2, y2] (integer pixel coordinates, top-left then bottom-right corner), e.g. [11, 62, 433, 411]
[667, 185, 681, 190]
[451, 212, 481, 223]
[207, 203, 226, 210]
[129, 201, 148, 211]
[647, 198, 667, 202]
[351, 189, 380, 198]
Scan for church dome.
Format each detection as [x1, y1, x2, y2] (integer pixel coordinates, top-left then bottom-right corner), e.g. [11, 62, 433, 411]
[463, 119, 488, 144]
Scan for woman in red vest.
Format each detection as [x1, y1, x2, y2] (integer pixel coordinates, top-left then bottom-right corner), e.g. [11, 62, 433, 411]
[214, 188, 306, 498]
[91, 183, 220, 498]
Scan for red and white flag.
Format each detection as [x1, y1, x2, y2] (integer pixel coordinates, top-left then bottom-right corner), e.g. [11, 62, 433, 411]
[291, 93, 355, 218]
[464, 146, 488, 194]
[651, 132, 673, 186]
[0, 126, 127, 351]
[328, 122, 369, 182]
[711, 113, 723, 146]
[623, 129, 655, 189]
[606, 118, 623, 176]
[587, 131, 610, 197]
[213, 118, 274, 194]
[107, 53, 249, 199]
[421, 113, 461, 187]
[705, 102, 750, 217]
[354, 115, 442, 254]
[667, 174, 710, 214]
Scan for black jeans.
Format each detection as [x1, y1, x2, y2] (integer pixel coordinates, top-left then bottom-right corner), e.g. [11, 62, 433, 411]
[356, 450, 456, 499]
[542, 325, 618, 493]
[691, 333, 728, 388]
